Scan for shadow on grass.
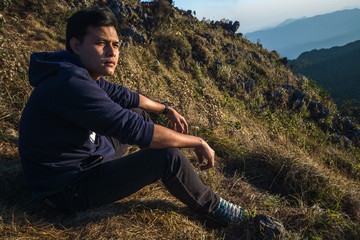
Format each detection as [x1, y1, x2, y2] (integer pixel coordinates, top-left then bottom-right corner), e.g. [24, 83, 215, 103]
[0, 159, 225, 232]
[0, 163, 170, 225]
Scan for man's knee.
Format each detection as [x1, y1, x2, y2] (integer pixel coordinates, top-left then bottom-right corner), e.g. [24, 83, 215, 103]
[129, 107, 143, 116]
[148, 148, 187, 168]
[161, 148, 192, 174]
[162, 148, 186, 161]
[130, 108, 153, 123]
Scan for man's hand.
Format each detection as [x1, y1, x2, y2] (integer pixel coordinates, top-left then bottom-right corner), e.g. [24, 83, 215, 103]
[194, 140, 215, 170]
[138, 95, 188, 133]
[150, 126, 215, 171]
[166, 107, 188, 134]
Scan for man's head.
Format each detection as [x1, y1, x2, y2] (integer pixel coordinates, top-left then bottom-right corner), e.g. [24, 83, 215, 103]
[66, 7, 118, 53]
[66, 8, 120, 80]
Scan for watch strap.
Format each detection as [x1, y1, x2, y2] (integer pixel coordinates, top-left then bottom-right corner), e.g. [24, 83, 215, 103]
[162, 102, 169, 114]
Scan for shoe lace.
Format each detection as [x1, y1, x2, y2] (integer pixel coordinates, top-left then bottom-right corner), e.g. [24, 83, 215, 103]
[219, 198, 244, 220]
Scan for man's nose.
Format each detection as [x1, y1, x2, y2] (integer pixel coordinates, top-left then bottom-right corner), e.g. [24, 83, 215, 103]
[105, 44, 117, 56]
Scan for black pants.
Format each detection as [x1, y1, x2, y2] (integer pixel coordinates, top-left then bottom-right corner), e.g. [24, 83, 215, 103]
[47, 108, 220, 214]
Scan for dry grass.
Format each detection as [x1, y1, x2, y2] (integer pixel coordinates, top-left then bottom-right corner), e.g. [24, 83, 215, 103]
[1, 0, 360, 239]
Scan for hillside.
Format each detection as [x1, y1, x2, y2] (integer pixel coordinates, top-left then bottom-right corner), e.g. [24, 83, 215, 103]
[245, 9, 360, 59]
[289, 40, 360, 118]
[1, 0, 360, 239]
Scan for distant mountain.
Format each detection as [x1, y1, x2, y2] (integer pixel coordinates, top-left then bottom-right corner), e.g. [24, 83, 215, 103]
[263, 17, 307, 30]
[289, 40, 360, 109]
[245, 9, 360, 59]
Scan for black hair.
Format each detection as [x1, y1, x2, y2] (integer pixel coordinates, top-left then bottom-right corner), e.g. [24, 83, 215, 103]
[66, 7, 118, 52]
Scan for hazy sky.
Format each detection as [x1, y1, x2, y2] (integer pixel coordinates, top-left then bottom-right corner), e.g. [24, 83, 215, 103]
[171, 0, 360, 33]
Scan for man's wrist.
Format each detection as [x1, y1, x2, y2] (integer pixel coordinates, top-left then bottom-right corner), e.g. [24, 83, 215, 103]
[162, 102, 169, 114]
[196, 138, 205, 148]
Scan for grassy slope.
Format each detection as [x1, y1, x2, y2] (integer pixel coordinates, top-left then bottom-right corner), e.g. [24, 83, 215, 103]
[1, 0, 360, 239]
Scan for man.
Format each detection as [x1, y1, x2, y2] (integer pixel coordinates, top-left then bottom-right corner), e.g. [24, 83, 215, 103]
[19, 7, 282, 234]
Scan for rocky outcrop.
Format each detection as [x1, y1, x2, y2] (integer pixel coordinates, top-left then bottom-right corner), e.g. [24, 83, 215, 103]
[288, 89, 306, 110]
[331, 116, 360, 147]
[308, 101, 330, 121]
[213, 20, 240, 33]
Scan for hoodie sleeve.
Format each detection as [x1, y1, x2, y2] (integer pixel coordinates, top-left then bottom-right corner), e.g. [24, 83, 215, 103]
[54, 69, 154, 148]
[96, 77, 139, 109]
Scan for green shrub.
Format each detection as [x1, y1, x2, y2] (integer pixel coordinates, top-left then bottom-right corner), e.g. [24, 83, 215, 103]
[155, 31, 191, 64]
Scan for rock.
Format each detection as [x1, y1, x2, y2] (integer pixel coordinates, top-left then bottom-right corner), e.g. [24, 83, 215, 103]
[204, 34, 213, 43]
[273, 91, 284, 103]
[125, 26, 136, 37]
[280, 84, 295, 91]
[308, 101, 330, 121]
[215, 59, 224, 67]
[217, 84, 225, 91]
[330, 117, 360, 147]
[229, 59, 236, 65]
[345, 130, 356, 139]
[135, 33, 146, 43]
[244, 79, 255, 93]
[0, 0, 12, 11]
[288, 89, 306, 110]
[352, 128, 360, 145]
[142, 15, 154, 30]
[280, 57, 288, 66]
[343, 118, 352, 131]
[232, 21, 240, 33]
[265, 90, 284, 105]
[331, 123, 341, 134]
[251, 51, 261, 61]
[135, 5, 142, 15]
[5, 128, 18, 138]
[124, 26, 146, 43]
[107, 0, 124, 21]
[125, 4, 133, 16]
[224, 43, 233, 52]
[0, 14, 6, 28]
[107, 0, 135, 22]
[122, 41, 130, 48]
[332, 135, 351, 148]
[214, 20, 240, 33]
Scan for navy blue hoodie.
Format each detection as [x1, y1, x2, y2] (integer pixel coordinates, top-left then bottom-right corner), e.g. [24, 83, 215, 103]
[19, 51, 154, 192]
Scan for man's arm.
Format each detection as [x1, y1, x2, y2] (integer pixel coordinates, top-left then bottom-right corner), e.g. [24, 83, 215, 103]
[139, 94, 188, 134]
[139, 95, 214, 170]
[149, 125, 215, 170]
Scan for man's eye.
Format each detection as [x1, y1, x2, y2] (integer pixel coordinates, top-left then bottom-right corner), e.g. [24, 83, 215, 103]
[97, 42, 105, 45]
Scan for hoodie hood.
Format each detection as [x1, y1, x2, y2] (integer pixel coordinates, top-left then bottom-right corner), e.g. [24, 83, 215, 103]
[28, 51, 85, 87]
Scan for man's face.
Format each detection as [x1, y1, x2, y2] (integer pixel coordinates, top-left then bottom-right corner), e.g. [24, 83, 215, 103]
[72, 26, 120, 81]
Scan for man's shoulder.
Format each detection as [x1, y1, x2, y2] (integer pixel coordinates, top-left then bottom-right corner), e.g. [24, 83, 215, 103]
[29, 50, 92, 85]
[60, 64, 90, 79]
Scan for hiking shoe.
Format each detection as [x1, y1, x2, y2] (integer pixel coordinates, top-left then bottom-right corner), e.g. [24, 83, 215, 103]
[253, 214, 285, 239]
[207, 197, 247, 226]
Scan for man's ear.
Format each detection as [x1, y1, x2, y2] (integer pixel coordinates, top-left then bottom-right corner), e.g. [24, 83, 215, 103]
[69, 37, 80, 55]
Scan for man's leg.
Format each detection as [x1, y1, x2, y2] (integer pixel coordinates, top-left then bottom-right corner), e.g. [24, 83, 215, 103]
[47, 148, 220, 214]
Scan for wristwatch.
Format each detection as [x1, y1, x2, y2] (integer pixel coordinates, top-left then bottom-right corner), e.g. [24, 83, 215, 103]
[162, 102, 169, 114]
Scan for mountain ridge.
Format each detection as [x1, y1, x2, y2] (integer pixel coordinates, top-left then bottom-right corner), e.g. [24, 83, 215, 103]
[245, 8, 360, 59]
[289, 40, 360, 116]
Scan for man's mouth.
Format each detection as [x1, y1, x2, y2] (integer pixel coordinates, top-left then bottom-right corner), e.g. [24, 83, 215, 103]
[103, 60, 115, 66]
